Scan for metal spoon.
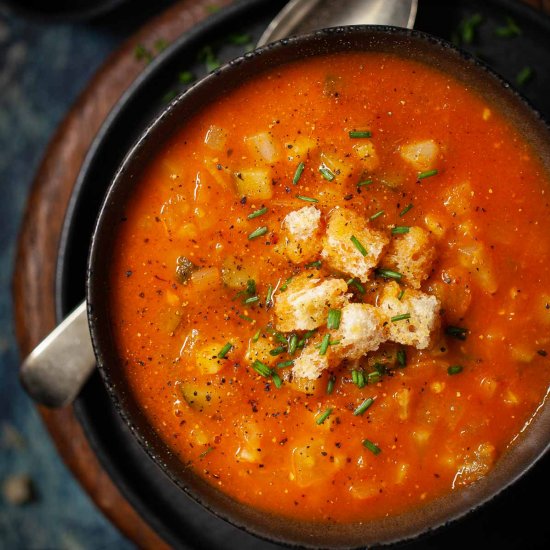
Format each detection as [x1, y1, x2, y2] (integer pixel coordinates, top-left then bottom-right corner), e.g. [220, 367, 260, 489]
[20, 0, 418, 408]
[258, 0, 418, 47]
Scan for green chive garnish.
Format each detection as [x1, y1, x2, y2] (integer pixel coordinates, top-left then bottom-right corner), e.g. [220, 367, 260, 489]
[327, 309, 342, 330]
[244, 296, 259, 304]
[347, 278, 365, 294]
[367, 371, 381, 385]
[199, 446, 214, 459]
[350, 235, 368, 256]
[319, 333, 331, 356]
[269, 346, 286, 356]
[277, 360, 294, 369]
[272, 372, 283, 388]
[266, 284, 273, 305]
[448, 365, 464, 375]
[353, 397, 374, 416]
[391, 313, 411, 322]
[252, 360, 272, 377]
[178, 71, 195, 84]
[418, 169, 438, 180]
[349, 130, 372, 138]
[252, 329, 261, 342]
[247, 207, 268, 219]
[296, 195, 319, 203]
[305, 260, 322, 269]
[293, 161, 305, 184]
[316, 408, 333, 425]
[352, 369, 366, 388]
[376, 268, 402, 280]
[248, 226, 268, 240]
[392, 226, 410, 235]
[319, 166, 335, 181]
[397, 289, 405, 300]
[357, 179, 373, 188]
[459, 13, 483, 45]
[362, 439, 381, 455]
[228, 32, 252, 45]
[369, 210, 384, 221]
[327, 375, 336, 395]
[280, 277, 293, 291]
[288, 334, 298, 355]
[239, 314, 254, 322]
[445, 326, 468, 341]
[397, 348, 407, 368]
[516, 66, 533, 86]
[495, 17, 521, 38]
[399, 203, 413, 217]
[218, 342, 233, 358]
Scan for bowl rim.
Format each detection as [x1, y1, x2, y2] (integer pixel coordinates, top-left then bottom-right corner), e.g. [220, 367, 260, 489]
[87, 24, 550, 549]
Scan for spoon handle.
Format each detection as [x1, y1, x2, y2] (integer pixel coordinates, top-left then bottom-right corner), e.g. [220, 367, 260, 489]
[20, 301, 95, 408]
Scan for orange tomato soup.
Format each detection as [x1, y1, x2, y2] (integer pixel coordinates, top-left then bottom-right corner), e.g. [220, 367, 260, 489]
[109, 52, 550, 523]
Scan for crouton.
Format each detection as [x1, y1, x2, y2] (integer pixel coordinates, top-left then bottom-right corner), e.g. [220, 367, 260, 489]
[280, 206, 323, 264]
[292, 340, 332, 380]
[274, 274, 349, 332]
[321, 208, 389, 283]
[400, 139, 439, 172]
[378, 281, 440, 349]
[384, 227, 436, 289]
[334, 303, 387, 360]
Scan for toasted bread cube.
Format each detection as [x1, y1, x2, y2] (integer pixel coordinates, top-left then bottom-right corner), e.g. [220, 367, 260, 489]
[292, 339, 332, 380]
[334, 303, 387, 360]
[400, 139, 439, 171]
[322, 208, 389, 283]
[379, 282, 440, 349]
[274, 274, 348, 332]
[280, 206, 323, 264]
[384, 227, 436, 289]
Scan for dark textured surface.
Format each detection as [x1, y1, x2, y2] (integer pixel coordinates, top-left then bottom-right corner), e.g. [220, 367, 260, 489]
[3, 0, 550, 548]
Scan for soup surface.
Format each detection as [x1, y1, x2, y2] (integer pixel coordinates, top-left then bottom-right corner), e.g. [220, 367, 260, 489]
[109, 52, 550, 523]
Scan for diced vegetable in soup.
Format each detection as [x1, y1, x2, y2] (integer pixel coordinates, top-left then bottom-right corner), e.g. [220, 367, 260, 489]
[110, 52, 550, 523]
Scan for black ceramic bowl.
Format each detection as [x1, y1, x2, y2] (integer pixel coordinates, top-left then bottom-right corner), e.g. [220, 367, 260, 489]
[87, 26, 550, 549]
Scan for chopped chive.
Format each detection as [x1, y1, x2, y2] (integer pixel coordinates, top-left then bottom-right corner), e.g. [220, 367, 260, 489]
[347, 278, 365, 294]
[362, 439, 381, 455]
[399, 203, 413, 217]
[319, 333, 331, 356]
[367, 371, 381, 385]
[448, 364, 464, 375]
[246, 279, 256, 295]
[391, 313, 411, 322]
[418, 169, 438, 180]
[356, 370, 366, 388]
[349, 130, 372, 138]
[272, 372, 283, 388]
[252, 360, 272, 377]
[244, 296, 259, 304]
[293, 161, 305, 184]
[460, 13, 483, 45]
[327, 375, 336, 395]
[228, 32, 252, 45]
[248, 226, 268, 240]
[327, 309, 342, 330]
[277, 360, 294, 369]
[274, 332, 288, 345]
[305, 260, 322, 269]
[252, 329, 261, 342]
[396, 348, 407, 368]
[134, 44, 153, 63]
[316, 408, 333, 425]
[351, 369, 358, 385]
[239, 314, 254, 323]
[217, 342, 233, 358]
[516, 66, 534, 86]
[297, 329, 317, 349]
[376, 268, 403, 280]
[154, 38, 169, 52]
[319, 166, 335, 181]
[266, 284, 273, 306]
[280, 277, 293, 291]
[397, 289, 405, 300]
[392, 226, 410, 235]
[495, 17, 521, 38]
[373, 362, 387, 375]
[369, 210, 384, 221]
[199, 446, 214, 459]
[357, 179, 373, 188]
[353, 397, 375, 416]
[296, 194, 319, 203]
[247, 207, 268, 219]
[350, 235, 368, 256]
[269, 346, 286, 356]
[178, 71, 195, 84]
[445, 326, 468, 341]
[288, 334, 298, 355]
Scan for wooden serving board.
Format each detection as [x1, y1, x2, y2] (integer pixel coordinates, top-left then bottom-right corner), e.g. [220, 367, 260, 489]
[12, 0, 550, 548]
